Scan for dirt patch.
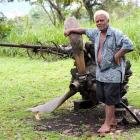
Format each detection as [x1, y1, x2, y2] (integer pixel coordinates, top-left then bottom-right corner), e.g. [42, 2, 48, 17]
[34, 104, 140, 136]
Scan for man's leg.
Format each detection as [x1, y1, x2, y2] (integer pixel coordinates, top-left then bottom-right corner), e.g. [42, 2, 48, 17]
[97, 104, 116, 133]
[97, 82, 120, 133]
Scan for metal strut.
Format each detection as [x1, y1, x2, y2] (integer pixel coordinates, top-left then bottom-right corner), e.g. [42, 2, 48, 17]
[120, 101, 140, 125]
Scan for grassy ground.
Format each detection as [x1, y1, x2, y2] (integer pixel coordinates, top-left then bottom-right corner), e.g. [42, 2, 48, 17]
[127, 59, 140, 108]
[0, 56, 140, 140]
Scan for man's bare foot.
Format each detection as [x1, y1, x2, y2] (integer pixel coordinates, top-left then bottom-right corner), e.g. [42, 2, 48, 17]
[97, 123, 111, 133]
[110, 119, 117, 127]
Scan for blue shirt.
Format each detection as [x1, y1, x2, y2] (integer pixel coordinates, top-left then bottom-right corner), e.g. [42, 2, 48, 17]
[86, 26, 133, 83]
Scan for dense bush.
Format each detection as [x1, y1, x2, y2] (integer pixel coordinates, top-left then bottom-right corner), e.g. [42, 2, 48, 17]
[0, 19, 14, 40]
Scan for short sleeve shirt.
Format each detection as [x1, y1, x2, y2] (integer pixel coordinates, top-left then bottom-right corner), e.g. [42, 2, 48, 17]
[85, 26, 133, 83]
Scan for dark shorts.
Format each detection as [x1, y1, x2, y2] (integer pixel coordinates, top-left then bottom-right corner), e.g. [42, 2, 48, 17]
[96, 80, 121, 105]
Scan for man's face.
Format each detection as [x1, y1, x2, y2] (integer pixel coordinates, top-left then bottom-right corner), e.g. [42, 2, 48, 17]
[95, 14, 109, 31]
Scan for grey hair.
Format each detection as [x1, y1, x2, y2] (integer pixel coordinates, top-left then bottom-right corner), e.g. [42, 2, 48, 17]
[94, 10, 110, 21]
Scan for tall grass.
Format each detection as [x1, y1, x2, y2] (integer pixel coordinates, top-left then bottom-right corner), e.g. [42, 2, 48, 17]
[111, 8, 140, 60]
[0, 8, 140, 59]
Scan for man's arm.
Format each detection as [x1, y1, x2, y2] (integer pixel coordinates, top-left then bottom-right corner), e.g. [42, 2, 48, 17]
[114, 49, 129, 64]
[64, 28, 86, 36]
[114, 31, 133, 64]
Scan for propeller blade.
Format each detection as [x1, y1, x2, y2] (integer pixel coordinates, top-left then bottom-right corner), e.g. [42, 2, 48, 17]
[27, 90, 76, 113]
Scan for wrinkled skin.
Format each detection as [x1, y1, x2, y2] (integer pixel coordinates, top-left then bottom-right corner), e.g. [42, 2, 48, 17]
[95, 14, 109, 32]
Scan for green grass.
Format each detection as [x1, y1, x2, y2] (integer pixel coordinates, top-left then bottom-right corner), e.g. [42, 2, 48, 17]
[0, 56, 73, 140]
[127, 59, 140, 107]
[0, 56, 140, 140]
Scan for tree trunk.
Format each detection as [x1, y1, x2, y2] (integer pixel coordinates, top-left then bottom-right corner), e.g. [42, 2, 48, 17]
[41, 3, 56, 26]
[82, 0, 102, 22]
[47, 0, 65, 24]
[83, 0, 93, 22]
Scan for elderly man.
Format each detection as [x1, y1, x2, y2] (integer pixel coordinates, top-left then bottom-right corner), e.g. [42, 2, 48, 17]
[64, 10, 133, 134]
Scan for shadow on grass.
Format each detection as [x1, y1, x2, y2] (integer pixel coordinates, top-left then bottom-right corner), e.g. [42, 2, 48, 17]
[33, 104, 140, 137]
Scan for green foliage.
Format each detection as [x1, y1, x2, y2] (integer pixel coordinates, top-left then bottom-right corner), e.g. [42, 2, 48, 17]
[0, 6, 140, 59]
[0, 20, 14, 40]
[127, 59, 140, 107]
[111, 8, 140, 60]
[98, 0, 122, 12]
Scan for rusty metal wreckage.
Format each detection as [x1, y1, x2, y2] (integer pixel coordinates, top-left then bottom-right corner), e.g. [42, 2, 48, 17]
[0, 17, 140, 124]
[0, 41, 73, 60]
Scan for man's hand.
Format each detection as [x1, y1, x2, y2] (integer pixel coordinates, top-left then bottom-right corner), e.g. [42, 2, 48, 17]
[114, 54, 120, 65]
[114, 49, 128, 65]
[64, 28, 86, 37]
[64, 29, 71, 37]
